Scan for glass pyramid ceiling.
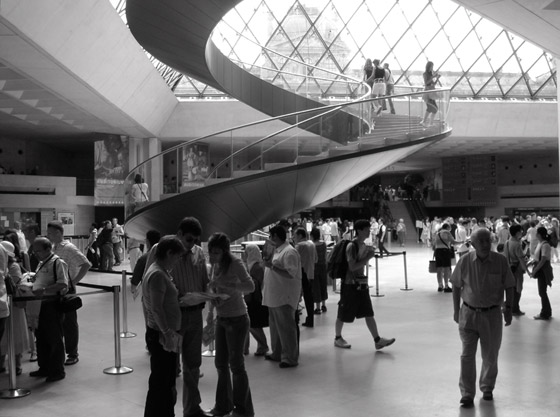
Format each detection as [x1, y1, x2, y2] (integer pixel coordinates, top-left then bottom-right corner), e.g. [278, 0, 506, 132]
[114, 0, 557, 100]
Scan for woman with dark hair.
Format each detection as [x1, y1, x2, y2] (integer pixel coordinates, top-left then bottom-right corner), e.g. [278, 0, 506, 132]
[207, 233, 255, 417]
[96, 221, 114, 271]
[131, 173, 149, 205]
[433, 223, 461, 292]
[142, 235, 185, 417]
[529, 227, 553, 320]
[421, 61, 441, 127]
[242, 244, 269, 356]
[2, 229, 30, 272]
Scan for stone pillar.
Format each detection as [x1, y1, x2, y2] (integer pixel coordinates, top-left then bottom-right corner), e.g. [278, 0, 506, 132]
[148, 138, 162, 202]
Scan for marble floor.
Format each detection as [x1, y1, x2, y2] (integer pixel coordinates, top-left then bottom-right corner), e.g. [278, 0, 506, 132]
[1, 243, 560, 417]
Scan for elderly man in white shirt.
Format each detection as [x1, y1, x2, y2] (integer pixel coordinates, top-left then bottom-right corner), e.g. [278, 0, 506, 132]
[262, 225, 301, 368]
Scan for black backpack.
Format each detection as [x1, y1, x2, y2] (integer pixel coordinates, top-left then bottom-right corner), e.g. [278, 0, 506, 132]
[327, 239, 358, 279]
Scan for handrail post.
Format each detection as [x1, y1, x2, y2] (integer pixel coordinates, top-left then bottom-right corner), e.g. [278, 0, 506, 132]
[0, 295, 31, 398]
[371, 255, 384, 298]
[104, 286, 133, 375]
[120, 270, 136, 338]
[400, 251, 413, 291]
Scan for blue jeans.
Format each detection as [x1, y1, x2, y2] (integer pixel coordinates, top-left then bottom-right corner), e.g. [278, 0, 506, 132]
[180, 308, 204, 417]
[268, 305, 299, 365]
[214, 315, 254, 416]
[145, 327, 177, 417]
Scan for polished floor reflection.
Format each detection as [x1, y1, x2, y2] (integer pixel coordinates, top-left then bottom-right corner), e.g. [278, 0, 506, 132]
[1, 243, 559, 417]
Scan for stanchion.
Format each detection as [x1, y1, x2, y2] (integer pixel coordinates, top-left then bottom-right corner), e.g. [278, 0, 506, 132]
[104, 286, 133, 375]
[119, 270, 136, 338]
[371, 255, 385, 298]
[0, 296, 31, 399]
[400, 251, 413, 291]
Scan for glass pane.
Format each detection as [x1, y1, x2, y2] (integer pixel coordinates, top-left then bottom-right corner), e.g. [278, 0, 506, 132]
[497, 55, 524, 94]
[533, 74, 557, 99]
[444, 9, 473, 47]
[526, 54, 553, 94]
[477, 77, 503, 98]
[473, 19, 503, 49]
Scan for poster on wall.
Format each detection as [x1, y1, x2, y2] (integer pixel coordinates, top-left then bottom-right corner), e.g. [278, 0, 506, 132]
[181, 143, 209, 191]
[57, 212, 75, 236]
[94, 135, 129, 206]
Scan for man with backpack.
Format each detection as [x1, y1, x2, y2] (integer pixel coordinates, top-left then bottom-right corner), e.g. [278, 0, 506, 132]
[334, 219, 395, 350]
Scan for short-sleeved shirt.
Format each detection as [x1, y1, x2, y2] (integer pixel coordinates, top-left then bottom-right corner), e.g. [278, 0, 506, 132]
[53, 240, 91, 283]
[142, 263, 181, 332]
[262, 241, 301, 309]
[345, 240, 367, 284]
[145, 243, 209, 306]
[505, 238, 525, 266]
[33, 254, 69, 292]
[296, 240, 317, 279]
[451, 251, 515, 308]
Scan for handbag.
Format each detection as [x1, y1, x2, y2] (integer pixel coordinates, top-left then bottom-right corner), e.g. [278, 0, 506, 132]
[428, 259, 437, 273]
[57, 294, 83, 313]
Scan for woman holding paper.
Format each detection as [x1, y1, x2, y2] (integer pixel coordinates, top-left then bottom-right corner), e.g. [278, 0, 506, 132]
[207, 233, 255, 417]
[142, 236, 185, 417]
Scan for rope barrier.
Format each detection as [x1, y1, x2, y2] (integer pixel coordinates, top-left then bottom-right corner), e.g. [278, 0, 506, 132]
[1, 278, 133, 398]
[369, 251, 412, 297]
[103, 285, 133, 375]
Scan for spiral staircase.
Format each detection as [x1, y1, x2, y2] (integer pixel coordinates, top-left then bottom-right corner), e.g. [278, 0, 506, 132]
[123, 0, 452, 241]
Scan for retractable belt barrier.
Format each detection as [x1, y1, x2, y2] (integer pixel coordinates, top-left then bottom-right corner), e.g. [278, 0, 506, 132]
[0, 277, 133, 400]
[370, 251, 412, 298]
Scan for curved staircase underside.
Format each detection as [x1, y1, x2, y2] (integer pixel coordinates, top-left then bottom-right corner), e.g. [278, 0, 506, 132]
[124, 0, 451, 240]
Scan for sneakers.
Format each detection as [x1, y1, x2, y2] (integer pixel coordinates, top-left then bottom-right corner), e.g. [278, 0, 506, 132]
[375, 337, 396, 350]
[334, 337, 351, 349]
[65, 356, 79, 366]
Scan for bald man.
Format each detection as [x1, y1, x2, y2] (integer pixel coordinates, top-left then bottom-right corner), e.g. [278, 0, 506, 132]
[451, 228, 515, 408]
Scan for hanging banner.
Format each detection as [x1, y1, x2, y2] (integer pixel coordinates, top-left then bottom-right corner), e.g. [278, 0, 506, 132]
[181, 143, 209, 192]
[94, 135, 129, 206]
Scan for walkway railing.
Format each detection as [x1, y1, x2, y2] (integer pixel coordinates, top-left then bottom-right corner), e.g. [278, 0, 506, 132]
[125, 89, 451, 220]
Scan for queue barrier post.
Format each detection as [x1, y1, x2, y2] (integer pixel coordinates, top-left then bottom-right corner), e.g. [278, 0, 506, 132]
[103, 285, 133, 375]
[371, 255, 385, 298]
[120, 270, 136, 338]
[0, 295, 31, 399]
[400, 251, 413, 291]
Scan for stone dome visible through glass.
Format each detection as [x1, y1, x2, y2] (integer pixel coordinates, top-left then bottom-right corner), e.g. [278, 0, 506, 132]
[112, 0, 557, 100]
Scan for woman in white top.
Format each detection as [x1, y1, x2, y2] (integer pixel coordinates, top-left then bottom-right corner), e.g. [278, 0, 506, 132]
[207, 233, 255, 417]
[131, 173, 149, 207]
[433, 223, 462, 292]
